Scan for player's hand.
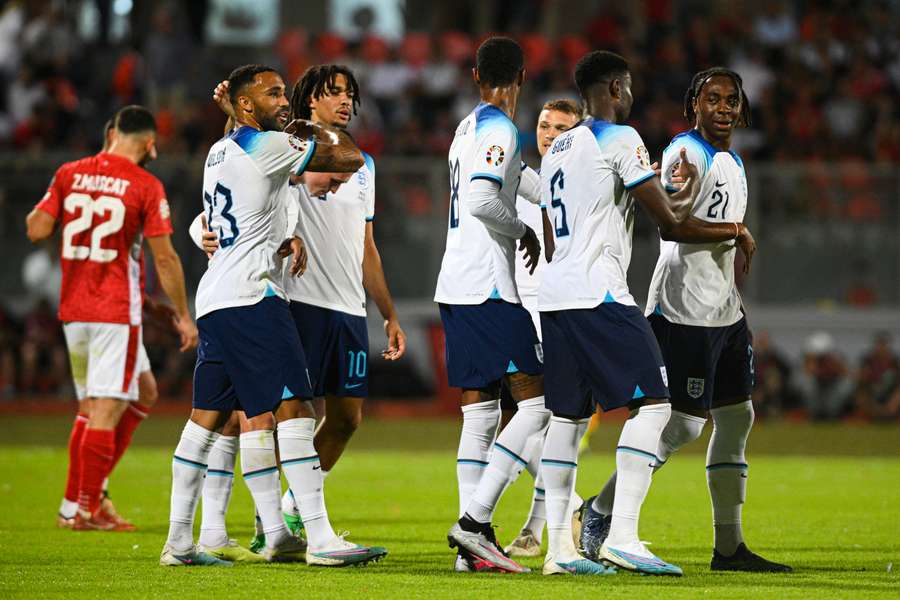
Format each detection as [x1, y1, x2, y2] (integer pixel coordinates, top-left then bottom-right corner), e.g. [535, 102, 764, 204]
[651, 161, 661, 177]
[212, 80, 236, 119]
[278, 236, 308, 276]
[200, 214, 219, 259]
[382, 318, 406, 360]
[175, 315, 199, 352]
[736, 224, 756, 274]
[671, 147, 697, 189]
[519, 226, 541, 275]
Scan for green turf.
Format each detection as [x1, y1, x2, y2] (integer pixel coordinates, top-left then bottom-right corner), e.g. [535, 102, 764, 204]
[0, 419, 897, 599]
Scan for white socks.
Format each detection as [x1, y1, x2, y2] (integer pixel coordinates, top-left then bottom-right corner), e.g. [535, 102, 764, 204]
[240, 430, 289, 550]
[707, 400, 753, 555]
[541, 416, 589, 558]
[466, 397, 550, 523]
[199, 434, 237, 548]
[456, 399, 500, 517]
[593, 409, 706, 514]
[606, 403, 671, 548]
[277, 418, 337, 549]
[521, 429, 547, 537]
[166, 420, 219, 552]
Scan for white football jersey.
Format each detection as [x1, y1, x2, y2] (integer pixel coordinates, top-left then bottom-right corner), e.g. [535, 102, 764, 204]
[514, 192, 545, 300]
[283, 152, 375, 316]
[434, 102, 523, 305]
[538, 117, 655, 311]
[195, 126, 315, 318]
[646, 129, 748, 327]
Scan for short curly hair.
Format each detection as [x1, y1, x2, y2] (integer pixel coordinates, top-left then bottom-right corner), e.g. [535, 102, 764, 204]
[574, 51, 629, 98]
[475, 37, 524, 87]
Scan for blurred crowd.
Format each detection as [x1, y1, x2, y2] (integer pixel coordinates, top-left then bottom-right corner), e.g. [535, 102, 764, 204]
[1, 0, 898, 164]
[2, 251, 899, 423]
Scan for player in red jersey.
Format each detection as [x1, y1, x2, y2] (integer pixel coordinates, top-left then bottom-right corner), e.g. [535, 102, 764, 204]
[26, 105, 198, 530]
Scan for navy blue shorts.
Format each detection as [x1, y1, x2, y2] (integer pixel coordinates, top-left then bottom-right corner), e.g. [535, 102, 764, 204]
[541, 304, 670, 418]
[289, 301, 369, 398]
[439, 300, 543, 389]
[649, 314, 753, 410]
[193, 297, 314, 418]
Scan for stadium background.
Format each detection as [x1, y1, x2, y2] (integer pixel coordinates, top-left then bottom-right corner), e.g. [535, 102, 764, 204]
[0, 2, 898, 597]
[2, 0, 898, 422]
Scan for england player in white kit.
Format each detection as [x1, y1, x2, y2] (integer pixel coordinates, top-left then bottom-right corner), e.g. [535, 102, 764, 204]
[161, 64, 385, 568]
[438, 38, 557, 575]
[536, 52, 757, 576]
[283, 65, 405, 483]
[197, 66, 406, 545]
[501, 100, 585, 559]
[585, 68, 790, 573]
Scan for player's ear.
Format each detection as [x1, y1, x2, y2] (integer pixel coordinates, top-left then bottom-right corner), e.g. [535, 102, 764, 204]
[472, 67, 480, 85]
[610, 77, 621, 101]
[517, 69, 525, 86]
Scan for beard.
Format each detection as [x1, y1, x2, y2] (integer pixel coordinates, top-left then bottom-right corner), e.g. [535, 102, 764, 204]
[258, 110, 288, 132]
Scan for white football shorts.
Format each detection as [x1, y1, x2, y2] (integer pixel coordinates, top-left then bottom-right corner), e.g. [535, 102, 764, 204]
[63, 322, 151, 401]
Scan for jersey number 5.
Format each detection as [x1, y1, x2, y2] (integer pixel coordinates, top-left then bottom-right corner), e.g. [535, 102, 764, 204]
[550, 168, 569, 237]
[62, 193, 125, 263]
[204, 182, 240, 247]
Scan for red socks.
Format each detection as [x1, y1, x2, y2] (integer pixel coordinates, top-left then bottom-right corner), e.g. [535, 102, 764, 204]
[78, 429, 116, 514]
[110, 404, 149, 474]
[64, 414, 89, 503]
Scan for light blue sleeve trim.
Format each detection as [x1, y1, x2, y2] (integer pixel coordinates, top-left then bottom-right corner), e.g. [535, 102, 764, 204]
[624, 171, 655, 190]
[665, 184, 678, 193]
[365, 216, 374, 222]
[292, 138, 316, 175]
[470, 173, 503, 188]
[362, 151, 376, 177]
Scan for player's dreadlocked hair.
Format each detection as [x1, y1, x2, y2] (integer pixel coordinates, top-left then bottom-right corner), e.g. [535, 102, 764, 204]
[290, 64, 361, 122]
[475, 36, 524, 87]
[684, 67, 751, 128]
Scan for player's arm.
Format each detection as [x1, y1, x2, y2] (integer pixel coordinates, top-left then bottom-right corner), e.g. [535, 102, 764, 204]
[27, 171, 64, 242]
[469, 178, 541, 275]
[518, 163, 541, 205]
[541, 208, 555, 262]
[145, 234, 198, 351]
[25, 208, 56, 243]
[284, 119, 363, 173]
[631, 148, 756, 271]
[362, 222, 406, 360]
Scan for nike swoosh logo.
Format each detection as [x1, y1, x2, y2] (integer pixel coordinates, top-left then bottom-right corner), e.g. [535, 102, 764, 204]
[312, 466, 321, 470]
[346, 383, 364, 389]
[715, 181, 726, 187]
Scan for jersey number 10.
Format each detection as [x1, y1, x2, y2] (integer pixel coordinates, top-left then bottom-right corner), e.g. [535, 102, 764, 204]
[62, 193, 125, 263]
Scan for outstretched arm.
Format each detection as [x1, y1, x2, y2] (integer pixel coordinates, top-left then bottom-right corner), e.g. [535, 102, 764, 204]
[362, 222, 406, 360]
[631, 148, 756, 271]
[146, 234, 198, 351]
[284, 119, 363, 173]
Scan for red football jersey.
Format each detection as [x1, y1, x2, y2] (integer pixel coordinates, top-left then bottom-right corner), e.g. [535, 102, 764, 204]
[35, 152, 173, 325]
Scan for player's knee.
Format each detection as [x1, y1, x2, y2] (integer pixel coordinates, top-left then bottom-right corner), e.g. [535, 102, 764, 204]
[711, 398, 754, 435]
[138, 374, 159, 409]
[334, 407, 362, 436]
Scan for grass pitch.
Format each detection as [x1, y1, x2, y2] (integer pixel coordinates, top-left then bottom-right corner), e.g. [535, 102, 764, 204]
[0, 416, 897, 599]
